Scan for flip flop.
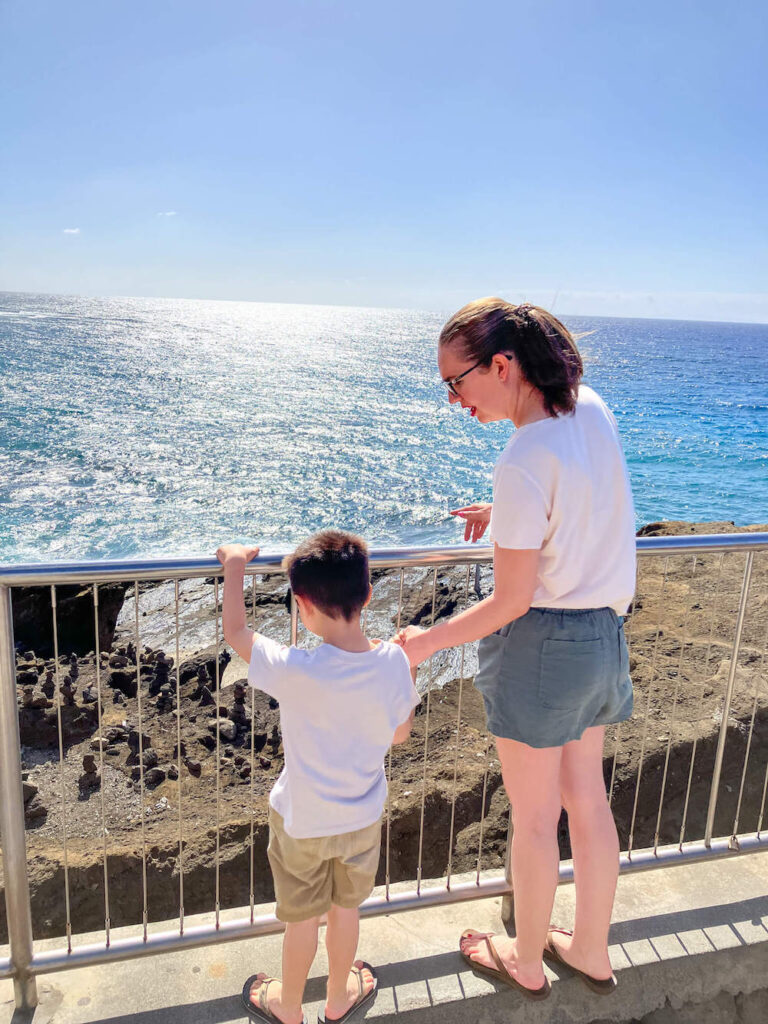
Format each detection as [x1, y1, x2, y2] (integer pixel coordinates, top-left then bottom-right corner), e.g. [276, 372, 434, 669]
[317, 962, 378, 1023]
[241, 975, 308, 1024]
[542, 927, 617, 995]
[459, 930, 551, 1001]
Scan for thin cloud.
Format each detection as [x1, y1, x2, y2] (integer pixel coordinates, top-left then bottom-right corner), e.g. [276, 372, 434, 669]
[156, 211, 177, 217]
[62, 227, 80, 234]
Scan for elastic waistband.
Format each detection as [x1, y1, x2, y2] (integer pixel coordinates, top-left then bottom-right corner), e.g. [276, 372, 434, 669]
[530, 606, 615, 617]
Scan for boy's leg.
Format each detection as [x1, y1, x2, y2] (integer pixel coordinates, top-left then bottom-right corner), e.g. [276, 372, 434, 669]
[324, 905, 375, 1021]
[249, 916, 320, 1024]
[282, 917, 320, 1013]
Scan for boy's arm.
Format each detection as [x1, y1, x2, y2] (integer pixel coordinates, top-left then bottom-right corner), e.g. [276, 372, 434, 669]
[391, 660, 418, 744]
[392, 707, 415, 745]
[216, 544, 260, 664]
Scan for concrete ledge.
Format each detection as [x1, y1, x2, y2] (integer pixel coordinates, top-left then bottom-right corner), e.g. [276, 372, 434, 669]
[2, 853, 767, 1024]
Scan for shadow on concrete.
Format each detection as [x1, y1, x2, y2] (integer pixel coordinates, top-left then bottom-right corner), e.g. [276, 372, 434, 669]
[608, 893, 768, 945]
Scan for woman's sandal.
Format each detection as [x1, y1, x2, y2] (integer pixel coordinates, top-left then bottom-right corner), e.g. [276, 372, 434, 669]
[542, 927, 617, 995]
[317, 962, 378, 1024]
[459, 930, 551, 1001]
[241, 975, 308, 1024]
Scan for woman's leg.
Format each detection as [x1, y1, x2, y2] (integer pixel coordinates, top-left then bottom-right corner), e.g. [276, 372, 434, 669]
[461, 736, 562, 989]
[556, 725, 617, 979]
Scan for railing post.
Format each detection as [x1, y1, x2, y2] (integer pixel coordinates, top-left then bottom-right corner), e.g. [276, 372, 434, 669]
[704, 552, 754, 847]
[500, 809, 515, 925]
[0, 586, 38, 1009]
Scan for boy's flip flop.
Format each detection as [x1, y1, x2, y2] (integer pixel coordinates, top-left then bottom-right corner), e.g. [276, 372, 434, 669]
[459, 930, 551, 1001]
[241, 975, 308, 1024]
[542, 927, 617, 995]
[317, 962, 378, 1024]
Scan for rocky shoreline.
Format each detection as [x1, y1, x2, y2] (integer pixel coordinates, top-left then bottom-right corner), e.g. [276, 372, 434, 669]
[2, 520, 766, 943]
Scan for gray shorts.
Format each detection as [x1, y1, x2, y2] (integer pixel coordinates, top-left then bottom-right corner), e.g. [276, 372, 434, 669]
[474, 606, 633, 748]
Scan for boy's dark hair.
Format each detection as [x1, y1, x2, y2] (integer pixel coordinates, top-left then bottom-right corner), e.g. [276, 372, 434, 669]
[281, 529, 370, 621]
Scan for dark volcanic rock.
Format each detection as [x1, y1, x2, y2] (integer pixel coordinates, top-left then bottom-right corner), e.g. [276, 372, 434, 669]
[179, 645, 230, 689]
[144, 767, 166, 787]
[12, 583, 129, 658]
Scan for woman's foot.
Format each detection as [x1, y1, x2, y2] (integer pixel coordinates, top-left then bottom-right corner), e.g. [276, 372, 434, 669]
[324, 960, 375, 1021]
[547, 929, 614, 981]
[248, 975, 304, 1024]
[459, 931, 546, 991]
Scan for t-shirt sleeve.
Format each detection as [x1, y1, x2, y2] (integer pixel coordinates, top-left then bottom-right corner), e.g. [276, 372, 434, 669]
[490, 463, 550, 550]
[392, 645, 421, 724]
[247, 634, 292, 701]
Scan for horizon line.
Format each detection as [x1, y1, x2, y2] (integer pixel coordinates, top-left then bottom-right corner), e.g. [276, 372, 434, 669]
[1, 287, 767, 328]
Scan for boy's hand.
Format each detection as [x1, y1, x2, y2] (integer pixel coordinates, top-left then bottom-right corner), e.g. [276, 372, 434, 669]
[215, 543, 260, 566]
[392, 624, 434, 667]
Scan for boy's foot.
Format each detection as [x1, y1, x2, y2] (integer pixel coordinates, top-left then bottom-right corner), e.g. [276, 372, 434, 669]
[243, 974, 305, 1024]
[459, 931, 547, 993]
[323, 961, 377, 1022]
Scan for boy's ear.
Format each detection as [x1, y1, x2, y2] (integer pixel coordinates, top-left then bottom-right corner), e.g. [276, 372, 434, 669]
[294, 593, 313, 616]
[363, 584, 373, 608]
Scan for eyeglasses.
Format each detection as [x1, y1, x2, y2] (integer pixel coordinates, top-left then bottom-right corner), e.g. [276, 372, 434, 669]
[442, 353, 512, 397]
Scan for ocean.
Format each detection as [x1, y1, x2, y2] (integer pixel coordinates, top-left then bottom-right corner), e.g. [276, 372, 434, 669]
[1, 292, 766, 564]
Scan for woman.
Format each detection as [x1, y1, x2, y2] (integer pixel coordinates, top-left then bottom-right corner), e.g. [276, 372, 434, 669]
[397, 297, 635, 999]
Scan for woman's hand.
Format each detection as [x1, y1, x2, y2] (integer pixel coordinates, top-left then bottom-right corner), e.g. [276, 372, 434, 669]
[393, 624, 436, 667]
[450, 502, 492, 543]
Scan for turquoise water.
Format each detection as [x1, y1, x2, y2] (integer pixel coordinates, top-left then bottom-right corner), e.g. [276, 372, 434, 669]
[1, 292, 766, 562]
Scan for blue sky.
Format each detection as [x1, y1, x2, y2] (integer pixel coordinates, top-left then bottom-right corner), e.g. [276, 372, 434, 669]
[2, 0, 766, 321]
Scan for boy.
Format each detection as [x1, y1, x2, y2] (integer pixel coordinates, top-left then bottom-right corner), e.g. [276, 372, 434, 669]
[216, 530, 420, 1024]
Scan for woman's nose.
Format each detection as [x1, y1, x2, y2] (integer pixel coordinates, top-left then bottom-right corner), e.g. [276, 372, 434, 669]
[448, 391, 460, 405]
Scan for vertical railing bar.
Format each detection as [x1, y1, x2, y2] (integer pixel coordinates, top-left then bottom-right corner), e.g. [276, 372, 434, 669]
[249, 573, 257, 923]
[415, 568, 437, 895]
[705, 552, 755, 845]
[134, 581, 149, 942]
[92, 585, 111, 946]
[174, 580, 185, 936]
[731, 616, 767, 839]
[628, 557, 669, 855]
[51, 585, 73, 952]
[680, 552, 724, 846]
[609, 568, 639, 806]
[214, 576, 222, 929]
[0, 586, 38, 1010]
[475, 730, 493, 883]
[653, 555, 698, 850]
[446, 564, 471, 890]
[386, 568, 405, 900]
[757, 755, 768, 837]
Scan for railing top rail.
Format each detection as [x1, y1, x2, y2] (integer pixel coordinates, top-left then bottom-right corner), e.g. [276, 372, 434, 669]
[0, 532, 766, 587]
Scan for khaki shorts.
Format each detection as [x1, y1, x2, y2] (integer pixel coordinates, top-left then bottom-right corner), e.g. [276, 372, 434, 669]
[267, 806, 382, 923]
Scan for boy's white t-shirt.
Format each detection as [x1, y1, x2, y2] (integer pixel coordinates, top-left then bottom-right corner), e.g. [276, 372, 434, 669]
[489, 384, 636, 615]
[248, 637, 420, 839]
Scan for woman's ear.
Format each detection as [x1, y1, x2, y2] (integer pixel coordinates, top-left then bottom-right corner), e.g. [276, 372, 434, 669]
[494, 352, 512, 382]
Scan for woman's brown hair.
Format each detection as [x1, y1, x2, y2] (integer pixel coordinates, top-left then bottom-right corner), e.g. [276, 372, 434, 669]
[439, 297, 583, 416]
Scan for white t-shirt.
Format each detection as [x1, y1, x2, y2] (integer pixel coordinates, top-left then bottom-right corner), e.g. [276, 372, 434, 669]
[247, 637, 420, 839]
[489, 385, 636, 615]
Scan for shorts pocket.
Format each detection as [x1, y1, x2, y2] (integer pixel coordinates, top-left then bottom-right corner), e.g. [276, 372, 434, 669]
[539, 637, 603, 711]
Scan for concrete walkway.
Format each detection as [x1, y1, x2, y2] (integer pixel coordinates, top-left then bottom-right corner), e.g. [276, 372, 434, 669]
[2, 853, 767, 1024]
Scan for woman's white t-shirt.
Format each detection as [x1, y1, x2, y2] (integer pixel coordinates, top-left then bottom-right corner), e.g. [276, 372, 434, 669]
[489, 385, 636, 615]
[248, 637, 420, 839]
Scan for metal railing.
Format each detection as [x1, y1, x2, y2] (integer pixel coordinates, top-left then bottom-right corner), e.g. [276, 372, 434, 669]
[1, 532, 767, 1010]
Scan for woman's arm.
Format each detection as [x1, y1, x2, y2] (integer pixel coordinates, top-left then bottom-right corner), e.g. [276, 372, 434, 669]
[398, 545, 539, 666]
